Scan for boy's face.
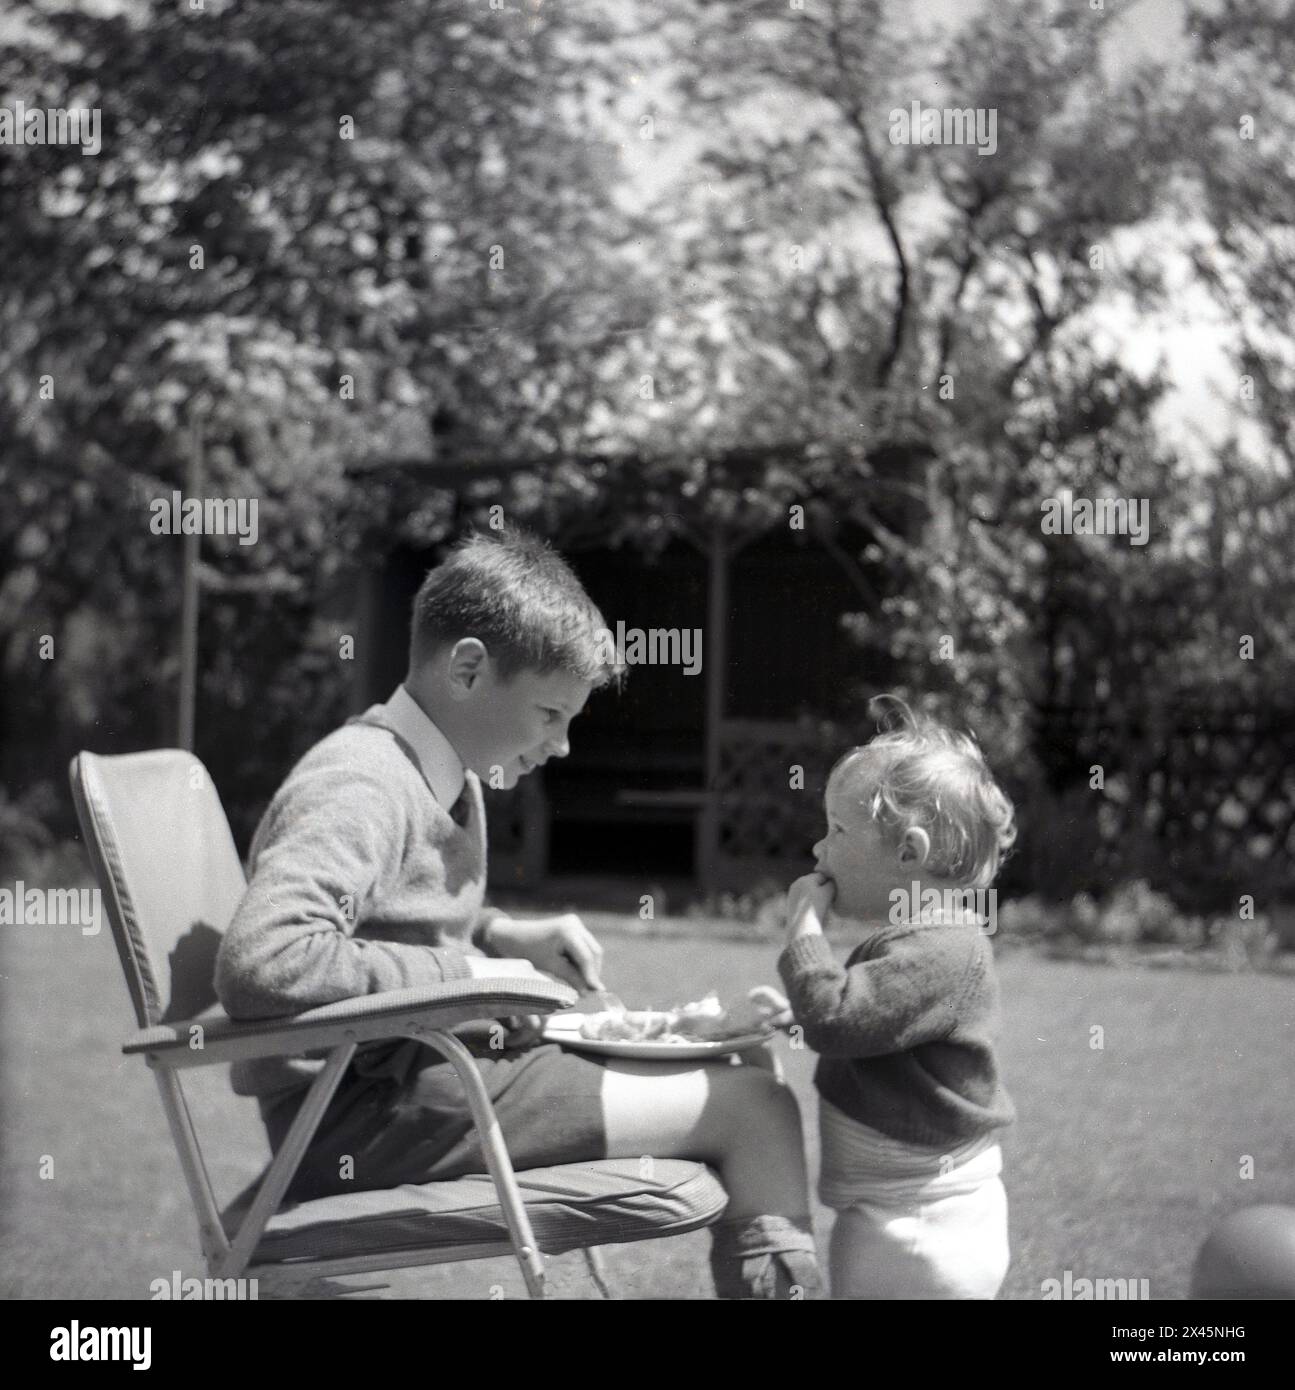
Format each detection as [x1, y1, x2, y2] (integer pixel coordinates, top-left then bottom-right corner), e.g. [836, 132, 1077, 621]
[812, 770, 905, 920]
[456, 659, 592, 789]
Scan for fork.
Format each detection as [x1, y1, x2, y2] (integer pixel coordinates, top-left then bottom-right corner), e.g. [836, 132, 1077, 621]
[576, 986, 628, 1013]
[559, 949, 627, 1012]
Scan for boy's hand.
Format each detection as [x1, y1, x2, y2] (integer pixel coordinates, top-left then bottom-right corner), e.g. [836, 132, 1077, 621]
[482, 913, 606, 991]
[786, 872, 835, 940]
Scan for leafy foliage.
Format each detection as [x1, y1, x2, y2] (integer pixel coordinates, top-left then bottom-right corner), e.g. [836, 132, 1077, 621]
[0, 0, 646, 834]
[3, 0, 1295, 897]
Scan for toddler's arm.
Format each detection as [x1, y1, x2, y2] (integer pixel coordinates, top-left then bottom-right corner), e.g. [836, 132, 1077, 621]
[777, 930, 976, 1059]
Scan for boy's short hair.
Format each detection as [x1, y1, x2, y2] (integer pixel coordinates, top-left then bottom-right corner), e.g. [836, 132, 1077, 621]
[409, 525, 622, 687]
[829, 695, 1016, 889]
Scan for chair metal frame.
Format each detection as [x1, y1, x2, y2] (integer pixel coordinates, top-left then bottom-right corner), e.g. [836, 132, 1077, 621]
[69, 750, 724, 1300]
[139, 1003, 563, 1298]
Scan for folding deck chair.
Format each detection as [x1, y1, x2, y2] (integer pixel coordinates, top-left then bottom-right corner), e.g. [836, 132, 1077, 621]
[69, 749, 729, 1299]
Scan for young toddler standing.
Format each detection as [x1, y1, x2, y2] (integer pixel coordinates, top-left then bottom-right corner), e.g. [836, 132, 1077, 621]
[777, 697, 1017, 1299]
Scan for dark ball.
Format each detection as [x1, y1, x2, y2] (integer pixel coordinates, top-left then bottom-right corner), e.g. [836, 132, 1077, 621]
[1191, 1206, 1295, 1299]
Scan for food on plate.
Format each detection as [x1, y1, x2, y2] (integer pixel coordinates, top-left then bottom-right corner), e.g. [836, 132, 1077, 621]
[577, 989, 787, 1044]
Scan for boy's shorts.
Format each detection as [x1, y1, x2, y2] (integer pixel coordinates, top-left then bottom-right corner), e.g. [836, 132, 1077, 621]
[260, 1035, 611, 1203]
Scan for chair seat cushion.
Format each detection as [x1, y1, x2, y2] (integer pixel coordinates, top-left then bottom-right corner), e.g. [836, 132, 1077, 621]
[223, 1159, 727, 1265]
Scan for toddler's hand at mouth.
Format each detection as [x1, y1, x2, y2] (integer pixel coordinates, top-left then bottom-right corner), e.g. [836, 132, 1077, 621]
[786, 871, 836, 938]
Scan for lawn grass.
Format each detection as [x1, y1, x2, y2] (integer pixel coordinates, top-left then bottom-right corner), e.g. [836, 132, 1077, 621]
[2, 913, 1292, 1300]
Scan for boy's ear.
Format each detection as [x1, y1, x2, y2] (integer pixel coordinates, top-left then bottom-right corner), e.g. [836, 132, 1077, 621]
[446, 638, 488, 697]
[897, 827, 931, 867]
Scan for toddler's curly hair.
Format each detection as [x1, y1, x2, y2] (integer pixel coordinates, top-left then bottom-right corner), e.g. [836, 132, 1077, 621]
[829, 695, 1016, 890]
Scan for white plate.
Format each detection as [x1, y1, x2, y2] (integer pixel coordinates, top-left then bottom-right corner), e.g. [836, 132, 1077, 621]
[542, 1013, 774, 1060]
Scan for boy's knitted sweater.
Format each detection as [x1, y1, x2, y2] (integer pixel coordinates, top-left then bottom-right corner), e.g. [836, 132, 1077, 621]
[214, 704, 494, 1103]
[777, 917, 1014, 1147]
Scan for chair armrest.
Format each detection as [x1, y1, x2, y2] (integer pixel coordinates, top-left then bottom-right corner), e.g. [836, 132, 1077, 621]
[124, 977, 577, 1070]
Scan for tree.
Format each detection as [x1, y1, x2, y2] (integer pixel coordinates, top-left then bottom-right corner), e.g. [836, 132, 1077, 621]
[550, 0, 1295, 899]
[0, 0, 651, 838]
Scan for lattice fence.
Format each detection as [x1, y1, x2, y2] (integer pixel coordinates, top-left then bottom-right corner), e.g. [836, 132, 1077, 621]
[484, 707, 1295, 902]
[703, 718, 845, 889]
[1036, 705, 1295, 902]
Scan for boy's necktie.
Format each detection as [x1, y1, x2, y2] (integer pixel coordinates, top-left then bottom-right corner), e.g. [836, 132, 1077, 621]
[448, 787, 472, 826]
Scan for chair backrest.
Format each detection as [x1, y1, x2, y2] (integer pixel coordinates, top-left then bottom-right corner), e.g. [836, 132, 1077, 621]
[69, 750, 247, 1029]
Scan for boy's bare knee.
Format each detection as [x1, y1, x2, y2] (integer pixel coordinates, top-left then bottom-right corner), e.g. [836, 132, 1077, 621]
[712, 1063, 802, 1135]
[763, 1073, 804, 1132]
